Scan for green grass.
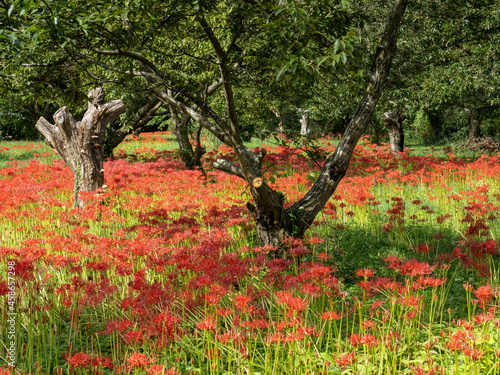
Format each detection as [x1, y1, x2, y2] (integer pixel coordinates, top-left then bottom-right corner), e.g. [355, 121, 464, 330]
[1, 131, 490, 170]
[0, 140, 57, 169]
[1, 133, 499, 374]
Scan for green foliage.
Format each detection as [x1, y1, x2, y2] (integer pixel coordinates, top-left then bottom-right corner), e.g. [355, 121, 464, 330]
[382, 0, 500, 142]
[408, 109, 434, 145]
[1, 0, 499, 144]
[0, 100, 40, 140]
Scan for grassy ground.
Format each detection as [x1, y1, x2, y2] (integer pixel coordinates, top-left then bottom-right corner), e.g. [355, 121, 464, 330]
[0, 131, 489, 170]
[1, 132, 499, 374]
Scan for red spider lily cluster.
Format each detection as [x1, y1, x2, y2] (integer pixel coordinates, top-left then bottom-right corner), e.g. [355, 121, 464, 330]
[0, 133, 499, 374]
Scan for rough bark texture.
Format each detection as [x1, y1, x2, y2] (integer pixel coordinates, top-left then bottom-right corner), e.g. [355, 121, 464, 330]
[384, 111, 406, 153]
[271, 109, 285, 133]
[35, 88, 125, 206]
[468, 109, 481, 139]
[105, 99, 162, 157]
[254, 0, 409, 245]
[151, 0, 408, 250]
[168, 97, 204, 170]
[299, 108, 311, 136]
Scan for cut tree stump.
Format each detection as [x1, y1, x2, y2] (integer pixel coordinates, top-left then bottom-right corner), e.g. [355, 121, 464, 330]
[36, 88, 125, 207]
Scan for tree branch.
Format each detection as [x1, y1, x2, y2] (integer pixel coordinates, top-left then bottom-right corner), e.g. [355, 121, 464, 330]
[196, 12, 241, 144]
[153, 88, 233, 146]
[213, 159, 245, 179]
[70, 51, 160, 81]
[92, 48, 166, 79]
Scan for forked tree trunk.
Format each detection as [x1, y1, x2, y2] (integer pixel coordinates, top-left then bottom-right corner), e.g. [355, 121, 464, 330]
[384, 111, 406, 153]
[153, 0, 408, 251]
[248, 0, 409, 247]
[35, 88, 125, 206]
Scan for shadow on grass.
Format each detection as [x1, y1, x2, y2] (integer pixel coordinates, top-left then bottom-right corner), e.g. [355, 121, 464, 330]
[316, 222, 481, 318]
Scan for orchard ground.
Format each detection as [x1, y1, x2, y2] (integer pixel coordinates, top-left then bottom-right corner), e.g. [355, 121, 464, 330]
[0, 132, 499, 375]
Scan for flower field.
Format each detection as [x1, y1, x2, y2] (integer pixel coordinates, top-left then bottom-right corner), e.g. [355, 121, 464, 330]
[1, 132, 499, 375]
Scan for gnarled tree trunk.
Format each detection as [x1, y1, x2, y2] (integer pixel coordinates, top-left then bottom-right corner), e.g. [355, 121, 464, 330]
[152, 0, 408, 251]
[299, 108, 311, 136]
[35, 88, 125, 206]
[384, 111, 406, 153]
[246, 0, 409, 247]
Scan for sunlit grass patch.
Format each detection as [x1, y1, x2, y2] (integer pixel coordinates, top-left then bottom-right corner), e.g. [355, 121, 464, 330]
[0, 140, 58, 169]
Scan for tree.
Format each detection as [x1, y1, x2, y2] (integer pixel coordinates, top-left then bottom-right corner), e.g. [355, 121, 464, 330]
[36, 88, 125, 206]
[9, 0, 408, 248]
[382, 0, 500, 142]
[384, 111, 406, 152]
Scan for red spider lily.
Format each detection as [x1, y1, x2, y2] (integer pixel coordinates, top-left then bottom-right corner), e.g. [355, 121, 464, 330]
[125, 330, 143, 345]
[317, 252, 330, 260]
[336, 352, 356, 368]
[277, 317, 302, 331]
[362, 320, 375, 330]
[127, 352, 155, 368]
[447, 330, 470, 351]
[307, 237, 324, 245]
[474, 311, 494, 324]
[320, 311, 342, 320]
[463, 347, 484, 361]
[416, 244, 432, 254]
[197, 316, 217, 331]
[409, 364, 439, 375]
[474, 285, 494, 308]
[283, 330, 308, 342]
[217, 308, 233, 317]
[350, 333, 379, 348]
[384, 255, 402, 269]
[275, 291, 308, 312]
[67, 352, 91, 368]
[240, 319, 269, 330]
[398, 294, 424, 309]
[356, 268, 375, 278]
[234, 294, 254, 313]
[265, 332, 285, 344]
[217, 330, 243, 344]
[371, 299, 386, 310]
[399, 259, 436, 276]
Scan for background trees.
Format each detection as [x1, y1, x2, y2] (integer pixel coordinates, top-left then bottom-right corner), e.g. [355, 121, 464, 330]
[2, 0, 498, 144]
[383, 0, 500, 143]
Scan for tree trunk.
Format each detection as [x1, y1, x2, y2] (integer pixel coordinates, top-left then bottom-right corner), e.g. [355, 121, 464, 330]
[154, 0, 408, 251]
[271, 108, 285, 133]
[467, 108, 481, 139]
[299, 108, 311, 136]
[35, 88, 125, 206]
[167, 96, 204, 169]
[384, 111, 406, 153]
[250, 0, 409, 247]
[105, 99, 162, 157]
